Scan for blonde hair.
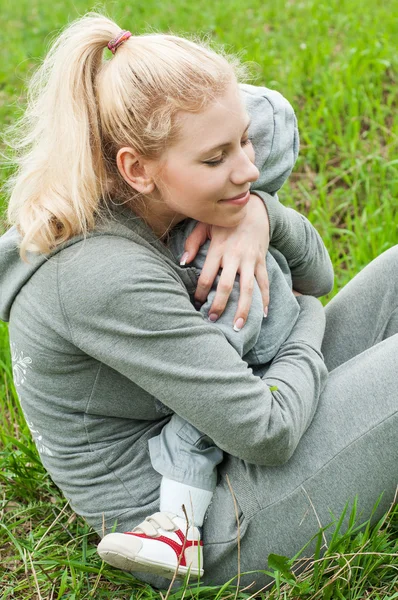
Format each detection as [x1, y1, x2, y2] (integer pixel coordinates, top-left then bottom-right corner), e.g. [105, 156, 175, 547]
[3, 12, 247, 258]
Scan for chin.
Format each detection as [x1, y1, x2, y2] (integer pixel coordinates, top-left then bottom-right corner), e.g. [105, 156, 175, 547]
[229, 208, 248, 224]
[220, 215, 246, 229]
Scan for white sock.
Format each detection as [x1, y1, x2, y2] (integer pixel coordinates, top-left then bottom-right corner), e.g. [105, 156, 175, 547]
[160, 477, 213, 527]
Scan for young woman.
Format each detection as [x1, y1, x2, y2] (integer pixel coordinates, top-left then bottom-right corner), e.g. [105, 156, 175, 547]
[1, 13, 397, 591]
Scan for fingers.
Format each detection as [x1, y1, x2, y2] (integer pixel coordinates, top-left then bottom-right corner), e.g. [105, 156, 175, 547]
[230, 265, 255, 331]
[187, 210, 271, 328]
[203, 259, 269, 330]
[180, 222, 209, 265]
[254, 262, 270, 317]
[194, 252, 224, 307]
[203, 261, 243, 324]
[195, 254, 271, 329]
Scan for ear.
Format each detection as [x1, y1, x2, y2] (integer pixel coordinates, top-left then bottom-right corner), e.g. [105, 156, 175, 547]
[116, 147, 156, 194]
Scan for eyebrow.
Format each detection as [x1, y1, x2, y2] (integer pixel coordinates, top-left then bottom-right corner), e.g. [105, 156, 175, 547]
[199, 118, 252, 156]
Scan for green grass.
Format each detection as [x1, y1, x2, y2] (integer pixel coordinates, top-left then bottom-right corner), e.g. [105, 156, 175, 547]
[1, 0, 398, 597]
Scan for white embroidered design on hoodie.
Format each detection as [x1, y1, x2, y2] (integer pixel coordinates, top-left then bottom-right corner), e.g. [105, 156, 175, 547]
[25, 420, 54, 457]
[10, 342, 32, 387]
[10, 344, 53, 456]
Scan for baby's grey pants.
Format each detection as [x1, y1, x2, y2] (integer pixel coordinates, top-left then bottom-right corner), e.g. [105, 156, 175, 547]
[140, 245, 398, 591]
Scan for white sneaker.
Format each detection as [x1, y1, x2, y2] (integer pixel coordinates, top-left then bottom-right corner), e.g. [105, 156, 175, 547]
[97, 511, 203, 579]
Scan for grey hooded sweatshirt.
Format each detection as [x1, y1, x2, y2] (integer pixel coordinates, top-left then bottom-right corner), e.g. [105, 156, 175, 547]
[0, 84, 332, 538]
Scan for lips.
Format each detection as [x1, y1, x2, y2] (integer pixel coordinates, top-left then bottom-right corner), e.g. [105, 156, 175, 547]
[220, 190, 250, 202]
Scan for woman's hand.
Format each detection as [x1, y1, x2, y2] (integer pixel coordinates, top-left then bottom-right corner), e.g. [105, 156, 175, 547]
[180, 193, 270, 329]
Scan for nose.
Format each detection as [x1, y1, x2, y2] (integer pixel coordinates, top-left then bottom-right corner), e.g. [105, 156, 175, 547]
[230, 147, 259, 187]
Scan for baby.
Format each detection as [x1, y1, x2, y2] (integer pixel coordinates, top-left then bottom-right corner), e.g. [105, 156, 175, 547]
[97, 84, 331, 579]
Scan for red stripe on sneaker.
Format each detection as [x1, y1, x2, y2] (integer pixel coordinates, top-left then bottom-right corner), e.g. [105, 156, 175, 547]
[124, 529, 203, 568]
[174, 528, 204, 547]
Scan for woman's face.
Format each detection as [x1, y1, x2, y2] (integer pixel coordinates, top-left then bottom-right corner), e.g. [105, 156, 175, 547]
[149, 80, 260, 232]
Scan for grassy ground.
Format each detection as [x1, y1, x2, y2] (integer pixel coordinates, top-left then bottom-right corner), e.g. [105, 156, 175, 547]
[1, 0, 398, 597]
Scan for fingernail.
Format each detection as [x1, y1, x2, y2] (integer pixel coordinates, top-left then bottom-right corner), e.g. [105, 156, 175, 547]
[208, 313, 218, 322]
[180, 252, 189, 266]
[233, 317, 244, 331]
[264, 307, 268, 318]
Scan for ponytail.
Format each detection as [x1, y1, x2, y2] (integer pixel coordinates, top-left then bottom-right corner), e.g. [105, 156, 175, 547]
[3, 12, 246, 259]
[4, 14, 119, 258]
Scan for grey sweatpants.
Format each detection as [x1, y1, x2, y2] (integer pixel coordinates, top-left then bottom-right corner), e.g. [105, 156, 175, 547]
[138, 245, 398, 590]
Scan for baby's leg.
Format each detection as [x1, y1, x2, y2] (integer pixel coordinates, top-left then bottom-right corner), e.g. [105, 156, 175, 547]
[98, 414, 223, 578]
[148, 413, 224, 526]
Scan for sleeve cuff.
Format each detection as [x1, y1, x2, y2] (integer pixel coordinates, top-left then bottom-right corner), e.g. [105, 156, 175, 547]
[250, 190, 284, 242]
[288, 295, 326, 349]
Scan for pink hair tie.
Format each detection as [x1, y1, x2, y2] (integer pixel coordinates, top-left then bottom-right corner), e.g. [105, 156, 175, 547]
[107, 30, 132, 55]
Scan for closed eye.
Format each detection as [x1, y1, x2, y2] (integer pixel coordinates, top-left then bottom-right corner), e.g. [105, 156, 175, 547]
[204, 138, 252, 167]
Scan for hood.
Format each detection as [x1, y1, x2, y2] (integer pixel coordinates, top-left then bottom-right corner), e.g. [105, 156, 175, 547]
[0, 85, 299, 323]
[0, 207, 193, 324]
[240, 83, 299, 195]
[0, 226, 76, 323]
